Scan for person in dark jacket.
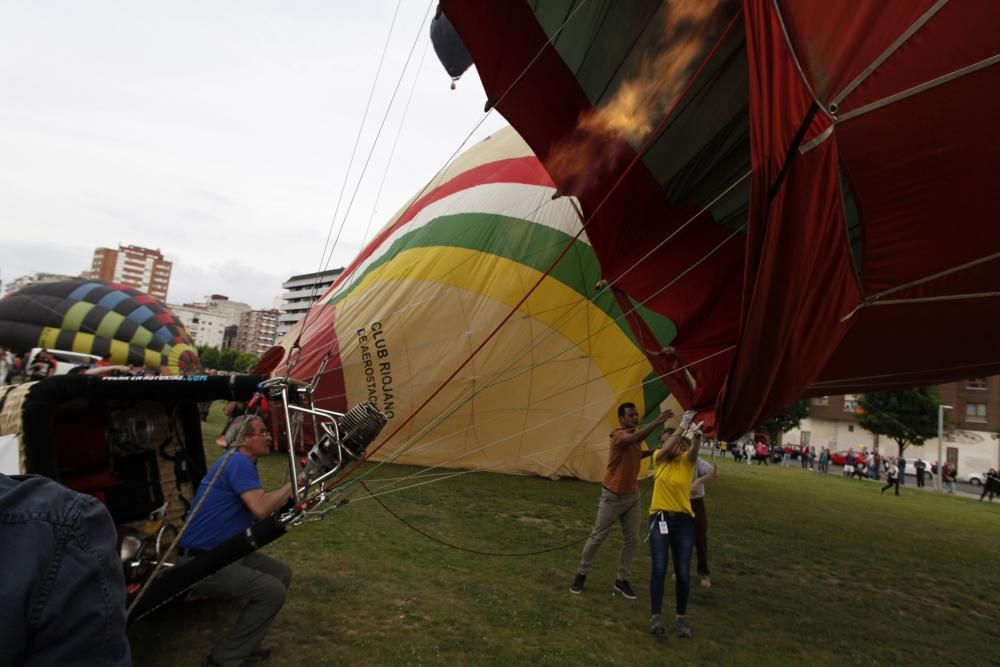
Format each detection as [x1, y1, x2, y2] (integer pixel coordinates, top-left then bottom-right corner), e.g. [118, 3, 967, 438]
[0, 473, 131, 666]
[980, 468, 999, 503]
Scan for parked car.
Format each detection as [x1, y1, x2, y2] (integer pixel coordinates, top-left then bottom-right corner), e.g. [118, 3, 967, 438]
[903, 461, 938, 478]
[829, 450, 868, 466]
[964, 472, 987, 486]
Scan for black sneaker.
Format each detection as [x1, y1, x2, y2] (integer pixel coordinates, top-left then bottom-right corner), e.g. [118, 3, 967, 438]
[570, 573, 586, 594]
[613, 579, 637, 600]
[673, 616, 692, 638]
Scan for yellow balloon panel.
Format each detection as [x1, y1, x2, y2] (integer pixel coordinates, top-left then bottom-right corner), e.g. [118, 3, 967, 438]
[335, 261, 653, 481]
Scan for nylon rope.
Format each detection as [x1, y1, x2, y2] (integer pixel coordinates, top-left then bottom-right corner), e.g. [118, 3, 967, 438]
[840, 251, 1000, 322]
[836, 53, 1000, 122]
[293, 7, 747, 512]
[290, 0, 598, 373]
[126, 414, 260, 616]
[808, 360, 1000, 389]
[346, 349, 731, 500]
[294, 167, 748, 420]
[301, 165, 750, 501]
[359, 37, 432, 249]
[829, 0, 950, 109]
[296, 5, 745, 475]
[321, 1, 436, 277]
[286, 0, 407, 370]
[354, 425, 700, 558]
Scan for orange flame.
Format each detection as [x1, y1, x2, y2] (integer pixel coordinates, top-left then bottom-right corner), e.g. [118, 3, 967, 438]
[547, 0, 729, 191]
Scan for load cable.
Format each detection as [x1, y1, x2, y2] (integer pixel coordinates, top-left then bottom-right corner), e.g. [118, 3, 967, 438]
[287, 0, 407, 372]
[293, 4, 745, 509]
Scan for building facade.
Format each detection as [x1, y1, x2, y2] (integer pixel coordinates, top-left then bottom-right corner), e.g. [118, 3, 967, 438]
[235, 309, 280, 355]
[276, 268, 343, 339]
[3, 272, 78, 296]
[85, 244, 173, 302]
[785, 377, 1000, 474]
[168, 303, 228, 349]
[200, 295, 252, 332]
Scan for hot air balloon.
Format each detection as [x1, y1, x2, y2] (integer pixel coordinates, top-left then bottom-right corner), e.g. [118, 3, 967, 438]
[0, 280, 201, 375]
[281, 127, 675, 481]
[429, 9, 474, 88]
[438, 0, 1000, 439]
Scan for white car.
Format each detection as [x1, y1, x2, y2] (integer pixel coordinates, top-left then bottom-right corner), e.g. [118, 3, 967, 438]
[25, 348, 102, 377]
[964, 472, 988, 486]
[902, 461, 933, 477]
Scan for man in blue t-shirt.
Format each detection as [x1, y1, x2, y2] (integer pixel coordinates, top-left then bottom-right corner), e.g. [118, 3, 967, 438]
[178, 415, 292, 667]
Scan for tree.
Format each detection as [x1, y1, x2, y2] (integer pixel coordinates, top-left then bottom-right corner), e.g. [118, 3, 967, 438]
[197, 345, 220, 369]
[759, 399, 809, 446]
[856, 387, 938, 457]
[217, 348, 239, 371]
[234, 352, 259, 373]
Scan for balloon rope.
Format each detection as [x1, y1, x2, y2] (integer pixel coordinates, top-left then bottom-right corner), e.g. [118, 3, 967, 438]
[315, 7, 749, 389]
[359, 38, 432, 249]
[306, 163, 750, 505]
[293, 0, 597, 376]
[346, 347, 732, 498]
[319, 1, 436, 283]
[288, 0, 407, 364]
[294, 165, 749, 414]
[286, 154, 752, 503]
[357, 479, 635, 558]
[294, 4, 746, 503]
[809, 360, 1000, 391]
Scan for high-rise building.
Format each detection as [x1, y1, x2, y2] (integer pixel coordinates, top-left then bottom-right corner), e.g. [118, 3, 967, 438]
[4, 272, 78, 296]
[85, 244, 173, 302]
[201, 295, 252, 331]
[169, 303, 228, 349]
[170, 295, 250, 350]
[276, 268, 343, 339]
[235, 309, 280, 355]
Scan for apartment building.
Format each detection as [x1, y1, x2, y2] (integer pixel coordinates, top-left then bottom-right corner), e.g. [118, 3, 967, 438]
[86, 244, 173, 302]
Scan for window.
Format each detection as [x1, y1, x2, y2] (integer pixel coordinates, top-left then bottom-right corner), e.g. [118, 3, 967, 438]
[966, 377, 988, 390]
[800, 431, 811, 446]
[812, 396, 829, 406]
[848, 424, 854, 432]
[965, 402, 987, 423]
[843, 394, 859, 412]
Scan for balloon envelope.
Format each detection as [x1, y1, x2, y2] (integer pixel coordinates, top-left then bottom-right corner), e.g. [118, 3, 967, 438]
[440, 0, 1000, 438]
[0, 280, 201, 374]
[282, 127, 674, 481]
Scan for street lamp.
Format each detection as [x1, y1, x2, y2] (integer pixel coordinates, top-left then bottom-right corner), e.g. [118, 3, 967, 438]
[937, 404, 952, 492]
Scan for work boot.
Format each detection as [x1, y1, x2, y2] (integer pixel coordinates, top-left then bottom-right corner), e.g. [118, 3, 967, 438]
[673, 616, 692, 638]
[650, 614, 665, 636]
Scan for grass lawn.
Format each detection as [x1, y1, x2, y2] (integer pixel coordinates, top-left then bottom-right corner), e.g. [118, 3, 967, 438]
[129, 409, 1000, 665]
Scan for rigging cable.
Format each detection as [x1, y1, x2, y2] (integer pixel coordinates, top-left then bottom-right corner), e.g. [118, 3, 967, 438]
[287, 0, 406, 370]
[292, 4, 744, 508]
[291, 0, 597, 371]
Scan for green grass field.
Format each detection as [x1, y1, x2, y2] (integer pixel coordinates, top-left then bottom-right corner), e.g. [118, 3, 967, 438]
[128, 410, 1000, 665]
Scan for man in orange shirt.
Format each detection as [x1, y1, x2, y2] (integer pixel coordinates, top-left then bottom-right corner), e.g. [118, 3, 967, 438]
[570, 403, 672, 599]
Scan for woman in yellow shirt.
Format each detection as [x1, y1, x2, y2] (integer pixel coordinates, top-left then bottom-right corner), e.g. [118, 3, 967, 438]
[648, 410, 709, 638]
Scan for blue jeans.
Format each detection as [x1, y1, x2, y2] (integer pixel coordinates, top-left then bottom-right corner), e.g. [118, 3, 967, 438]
[648, 512, 695, 616]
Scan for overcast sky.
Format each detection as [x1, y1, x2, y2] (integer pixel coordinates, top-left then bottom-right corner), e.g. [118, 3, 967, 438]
[0, 1, 507, 308]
